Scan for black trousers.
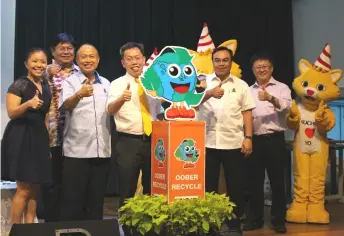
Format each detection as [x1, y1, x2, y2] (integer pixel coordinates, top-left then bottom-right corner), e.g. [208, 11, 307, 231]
[115, 133, 151, 207]
[41, 146, 65, 222]
[246, 132, 287, 225]
[59, 157, 110, 221]
[206, 148, 247, 229]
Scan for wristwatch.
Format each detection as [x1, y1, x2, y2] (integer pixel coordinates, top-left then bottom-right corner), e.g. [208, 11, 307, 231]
[269, 96, 275, 103]
[245, 136, 252, 140]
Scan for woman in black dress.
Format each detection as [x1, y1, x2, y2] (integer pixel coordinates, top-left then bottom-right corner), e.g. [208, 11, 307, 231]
[1, 48, 51, 224]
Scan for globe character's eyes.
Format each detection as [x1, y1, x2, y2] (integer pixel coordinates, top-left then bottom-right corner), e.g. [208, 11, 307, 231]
[191, 146, 195, 151]
[183, 65, 194, 76]
[184, 146, 190, 152]
[167, 64, 181, 78]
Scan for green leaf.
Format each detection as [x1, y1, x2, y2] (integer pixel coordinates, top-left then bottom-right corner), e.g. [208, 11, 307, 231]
[138, 228, 145, 235]
[132, 217, 140, 226]
[202, 219, 209, 231]
[142, 222, 152, 232]
[190, 225, 198, 232]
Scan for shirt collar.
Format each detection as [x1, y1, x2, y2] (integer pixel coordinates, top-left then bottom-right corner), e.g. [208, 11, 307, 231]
[80, 71, 101, 84]
[253, 76, 276, 88]
[210, 73, 234, 83]
[125, 72, 138, 81]
[72, 64, 80, 72]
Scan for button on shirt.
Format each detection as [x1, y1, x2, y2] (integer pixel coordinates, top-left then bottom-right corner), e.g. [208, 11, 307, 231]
[60, 71, 111, 158]
[198, 73, 256, 150]
[106, 73, 162, 135]
[250, 77, 292, 135]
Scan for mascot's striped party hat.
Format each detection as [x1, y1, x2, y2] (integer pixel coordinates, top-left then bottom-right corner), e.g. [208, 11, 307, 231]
[143, 47, 159, 71]
[313, 43, 331, 72]
[197, 23, 215, 53]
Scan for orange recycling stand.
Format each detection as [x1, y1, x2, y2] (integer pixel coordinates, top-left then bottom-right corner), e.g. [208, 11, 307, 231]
[151, 121, 205, 203]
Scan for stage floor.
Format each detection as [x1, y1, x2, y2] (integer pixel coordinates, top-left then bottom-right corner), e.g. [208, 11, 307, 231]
[103, 196, 344, 236]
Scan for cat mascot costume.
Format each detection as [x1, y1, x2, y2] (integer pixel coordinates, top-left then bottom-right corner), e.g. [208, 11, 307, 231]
[286, 44, 343, 224]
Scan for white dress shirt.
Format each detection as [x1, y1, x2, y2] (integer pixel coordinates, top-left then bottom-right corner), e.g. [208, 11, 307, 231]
[106, 73, 162, 135]
[197, 73, 256, 150]
[60, 71, 111, 158]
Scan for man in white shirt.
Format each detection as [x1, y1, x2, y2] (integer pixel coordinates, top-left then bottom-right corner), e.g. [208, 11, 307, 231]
[198, 46, 256, 236]
[106, 42, 161, 210]
[59, 44, 111, 221]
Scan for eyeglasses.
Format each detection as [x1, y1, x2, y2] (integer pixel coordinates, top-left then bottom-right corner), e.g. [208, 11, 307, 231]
[56, 47, 74, 53]
[254, 65, 270, 70]
[213, 58, 231, 64]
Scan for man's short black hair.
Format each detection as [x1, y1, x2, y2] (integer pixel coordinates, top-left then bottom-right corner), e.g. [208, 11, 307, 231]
[212, 46, 233, 61]
[51, 33, 76, 51]
[120, 42, 144, 59]
[250, 52, 274, 68]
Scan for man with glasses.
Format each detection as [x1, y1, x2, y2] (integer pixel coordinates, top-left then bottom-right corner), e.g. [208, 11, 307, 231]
[197, 46, 256, 236]
[106, 42, 161, 216]
[244, 52, 291, 234]
[41, 33, 78, 222]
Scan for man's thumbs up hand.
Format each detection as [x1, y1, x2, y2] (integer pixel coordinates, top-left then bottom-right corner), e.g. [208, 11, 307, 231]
[76, 79, 93, 98]
[122, 82, 132, 102]
[211, 80, 224, 99]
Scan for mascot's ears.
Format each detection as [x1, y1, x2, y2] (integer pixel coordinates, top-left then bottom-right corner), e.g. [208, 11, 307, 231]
[298, 59, 312, 74]
[218, 39, 238, 56]
[299, 59, 343, 84]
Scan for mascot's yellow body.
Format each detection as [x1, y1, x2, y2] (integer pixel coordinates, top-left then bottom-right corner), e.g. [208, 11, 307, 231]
[286, 44, 343, 224]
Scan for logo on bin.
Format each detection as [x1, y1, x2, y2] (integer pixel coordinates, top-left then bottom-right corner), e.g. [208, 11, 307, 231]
[174, 139, 200, 169]
[154, 138, 166, 168]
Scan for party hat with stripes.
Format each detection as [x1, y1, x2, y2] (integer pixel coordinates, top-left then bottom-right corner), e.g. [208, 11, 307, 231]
[313, 43, 331, 72]
[197, 23, 215, 53]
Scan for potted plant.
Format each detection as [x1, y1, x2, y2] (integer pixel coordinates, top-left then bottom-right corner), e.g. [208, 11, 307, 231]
[119, 192, 236, 236]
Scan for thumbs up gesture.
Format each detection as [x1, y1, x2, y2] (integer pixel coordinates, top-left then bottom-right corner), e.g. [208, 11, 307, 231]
[30, 90, 44, 109]
[258, 86, 271, 101]
[211, 81, 224, 99]
[77, 78, 93, 98]
[289, 100, 300, 119]
[315, 100, 327, 120]
[122, 83, 132, 101]
[47, 59, 61, 78]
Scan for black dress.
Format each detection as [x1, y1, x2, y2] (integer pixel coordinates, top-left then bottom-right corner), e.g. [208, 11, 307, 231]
[1, 76, 52, 184]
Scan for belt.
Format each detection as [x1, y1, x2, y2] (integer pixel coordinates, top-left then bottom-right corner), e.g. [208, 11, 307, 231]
[117, 132, 151, 141]
[254, 131, 285, 138]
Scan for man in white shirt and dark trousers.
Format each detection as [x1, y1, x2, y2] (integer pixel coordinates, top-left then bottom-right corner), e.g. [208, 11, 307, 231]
[198, 47, 256, 236]
[106, 42, 161, 214]
[59, 44, 111, 221]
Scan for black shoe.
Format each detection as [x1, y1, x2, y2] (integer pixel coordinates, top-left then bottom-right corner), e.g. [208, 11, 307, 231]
[272, 223, 287, 234]
[243, 220, 264, 231]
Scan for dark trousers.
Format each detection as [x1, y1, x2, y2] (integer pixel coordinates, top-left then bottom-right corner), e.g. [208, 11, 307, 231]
[246, 132, 287, 225]
[41, 146, 65, 222]
[59, 157, 110, 221]
[115, 133, 151, 208]
[206, 148, 247, 229]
